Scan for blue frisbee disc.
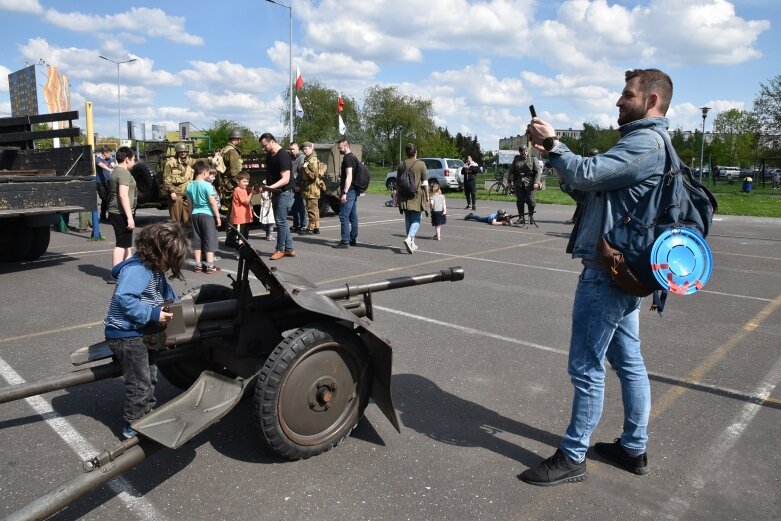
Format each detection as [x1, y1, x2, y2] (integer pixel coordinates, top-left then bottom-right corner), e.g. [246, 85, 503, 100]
[650, 228, 713, 295]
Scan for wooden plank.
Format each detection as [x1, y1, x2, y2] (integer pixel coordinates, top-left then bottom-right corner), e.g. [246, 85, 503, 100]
[0, 111, 80, 129]
[0, 127, 81, 143]
[0, 169, 58, 177]
[0, 179, 96, 213]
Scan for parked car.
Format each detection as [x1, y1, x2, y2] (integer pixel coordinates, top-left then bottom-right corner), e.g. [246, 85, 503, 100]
[760, 168, 780, 180]
[713, 166, 742, 180]
[385, 158, 465, 191]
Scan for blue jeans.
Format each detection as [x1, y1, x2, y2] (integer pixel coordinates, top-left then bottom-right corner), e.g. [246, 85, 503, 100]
[404, 210, 421, 239]
[292, 190, 307, 229]
[560, 267, 649, 463]
[339, 188, 358, 243]
[465, 214, 492, 224]
[108, 336, 159, 424]
[272, 190, 294, 252]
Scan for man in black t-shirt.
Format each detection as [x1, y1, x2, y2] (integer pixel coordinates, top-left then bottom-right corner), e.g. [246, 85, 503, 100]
[259, 132, 296, 260]
[334, 138, 360, 248]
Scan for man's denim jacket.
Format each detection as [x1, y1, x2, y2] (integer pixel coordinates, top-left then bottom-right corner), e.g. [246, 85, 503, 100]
[549, 117, 672, 261]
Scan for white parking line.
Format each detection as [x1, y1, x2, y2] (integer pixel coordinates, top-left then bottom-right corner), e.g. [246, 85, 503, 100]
[0, 358, 168, 520]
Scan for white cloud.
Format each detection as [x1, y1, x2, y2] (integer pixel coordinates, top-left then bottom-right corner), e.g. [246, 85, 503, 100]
[42, 7, 203, 46]
[0, 0, 43, 14]
[0, 65, 10, 91]
[18, 38, 182, 88]
[181, 61, 283, 93]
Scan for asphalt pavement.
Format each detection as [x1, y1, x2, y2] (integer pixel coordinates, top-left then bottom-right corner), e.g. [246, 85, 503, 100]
[1, 194, 779, 521]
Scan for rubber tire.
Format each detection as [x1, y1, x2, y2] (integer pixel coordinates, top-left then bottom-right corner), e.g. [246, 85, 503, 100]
[253, 323, 371, 460]
[131, 163, 159, 206]
[24, 226, 51, 261]
[488, 182, 505, 196]
[158, 284, 236, 390]
[0, 220, 33, 262]
[386, 178, 397, 191]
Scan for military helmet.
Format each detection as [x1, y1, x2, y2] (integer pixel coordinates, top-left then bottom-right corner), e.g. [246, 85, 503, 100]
[174, 142, 188, 153]
[229, 129, 242, 140]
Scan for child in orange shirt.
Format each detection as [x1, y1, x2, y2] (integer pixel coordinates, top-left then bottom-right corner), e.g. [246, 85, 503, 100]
[231, 172, 256, 254]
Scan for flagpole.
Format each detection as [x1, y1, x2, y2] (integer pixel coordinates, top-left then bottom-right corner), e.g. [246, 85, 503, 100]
[265, 0, 293, 142]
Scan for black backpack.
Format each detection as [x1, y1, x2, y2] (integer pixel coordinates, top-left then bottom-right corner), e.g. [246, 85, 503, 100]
[351, 156, 371, 193]
[596, 130, 717, 313]
[397, 160, 420, 199]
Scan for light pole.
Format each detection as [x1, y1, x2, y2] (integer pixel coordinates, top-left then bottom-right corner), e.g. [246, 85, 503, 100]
[699, 106, 710, 183]
[266, 0, 293, 143]
[99, 55, 137, 140]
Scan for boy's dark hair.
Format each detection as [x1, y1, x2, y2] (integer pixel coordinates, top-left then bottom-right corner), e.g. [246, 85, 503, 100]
[194, 160, 210, 177]
[115, 146, 135, 163]
[236, 171, 250, 181]
[135, 221, 190, 280]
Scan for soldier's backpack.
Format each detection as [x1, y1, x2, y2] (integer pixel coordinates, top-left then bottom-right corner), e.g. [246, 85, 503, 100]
[352, 157, 371, 193]
[596, 130, 717, 313]
[211, 145, 234, 174]
[397, 160, 420, 199]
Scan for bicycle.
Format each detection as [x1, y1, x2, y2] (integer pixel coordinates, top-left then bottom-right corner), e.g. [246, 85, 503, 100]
[488, 174, 515, 196]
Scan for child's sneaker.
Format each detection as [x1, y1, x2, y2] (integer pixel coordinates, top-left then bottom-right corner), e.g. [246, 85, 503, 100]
[266, 234, 276, 241]
[121, 425, 137, 439]
[194, 264, 203, 273]
[204, 265, 221, 274]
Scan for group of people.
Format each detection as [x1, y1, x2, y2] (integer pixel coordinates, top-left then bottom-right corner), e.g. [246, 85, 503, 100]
[103, 68, 673, 491]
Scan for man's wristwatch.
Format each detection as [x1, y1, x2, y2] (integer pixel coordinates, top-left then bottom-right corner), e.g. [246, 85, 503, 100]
[543, 136, 558, 152]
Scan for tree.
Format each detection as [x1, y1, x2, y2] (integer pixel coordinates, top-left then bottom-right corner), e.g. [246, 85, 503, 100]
[204, 120, 257, 154]
[753, 74, 781, 138]
[281, 78, 361, 146]
[712, 108, 759, 167]
[579, 122, 619, 154]
[362, 85, 437, 165]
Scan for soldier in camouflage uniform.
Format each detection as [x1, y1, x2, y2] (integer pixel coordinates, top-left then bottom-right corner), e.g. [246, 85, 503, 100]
[301, 142, 324, 234]
[220, 129, 244, 247]
[163, 142, 195, 226]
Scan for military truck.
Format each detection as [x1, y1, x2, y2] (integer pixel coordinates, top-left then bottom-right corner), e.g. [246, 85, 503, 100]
[0, 111, 96, 262]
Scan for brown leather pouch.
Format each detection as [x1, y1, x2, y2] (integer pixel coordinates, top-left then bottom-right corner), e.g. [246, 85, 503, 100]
[596, 236, 654, 297]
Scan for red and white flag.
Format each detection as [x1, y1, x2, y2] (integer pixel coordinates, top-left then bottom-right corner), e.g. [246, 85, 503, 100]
[337, 95, 344, 112]
[295, 65, 303, 90]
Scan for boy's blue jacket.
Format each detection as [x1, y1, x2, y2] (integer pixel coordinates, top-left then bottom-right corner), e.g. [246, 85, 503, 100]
[104, 254, 176, 339]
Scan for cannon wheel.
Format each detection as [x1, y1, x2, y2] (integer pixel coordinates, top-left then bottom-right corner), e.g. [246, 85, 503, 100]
[253, 323, 371, 460]
[159, 284, 236, 390]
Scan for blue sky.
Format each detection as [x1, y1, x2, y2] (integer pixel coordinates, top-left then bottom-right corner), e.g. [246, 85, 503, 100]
[0, 0, 777, 150]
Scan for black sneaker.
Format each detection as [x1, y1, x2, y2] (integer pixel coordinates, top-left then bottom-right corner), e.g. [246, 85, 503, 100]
[349, 239, 357, 246]
[519, 449, 587, 486]
[464, 213, 473, 220]
[333, 242, 350, 249]
[594, 439, 649, 475]
[464, 205, 471, 210]
[312, 228, 320, 234]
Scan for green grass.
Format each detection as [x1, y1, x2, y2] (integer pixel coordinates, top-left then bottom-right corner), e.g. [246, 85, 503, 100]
[364, 167, 781, 218]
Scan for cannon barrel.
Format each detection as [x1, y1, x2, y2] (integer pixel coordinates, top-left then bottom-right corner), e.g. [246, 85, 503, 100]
[5, 438, 161, 521]
[0, 346, 200, 405]
[316, 266, 465, 300]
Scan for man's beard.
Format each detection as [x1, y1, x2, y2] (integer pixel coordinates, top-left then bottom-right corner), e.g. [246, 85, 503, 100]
[617, 103, 646, 126]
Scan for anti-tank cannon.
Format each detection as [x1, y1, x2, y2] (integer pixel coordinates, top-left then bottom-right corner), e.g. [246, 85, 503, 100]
[0, 237, 464, 520]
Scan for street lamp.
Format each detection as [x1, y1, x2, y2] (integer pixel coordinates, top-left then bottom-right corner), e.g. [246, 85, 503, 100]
[699, 106, 710, 183]
[99, 55, 137, 140]
[266, 0, 293, 143]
